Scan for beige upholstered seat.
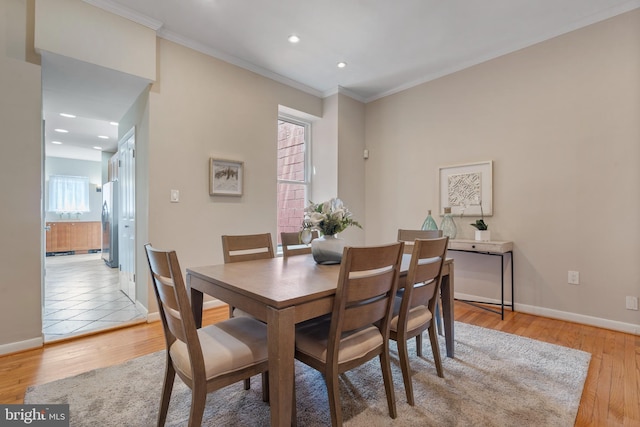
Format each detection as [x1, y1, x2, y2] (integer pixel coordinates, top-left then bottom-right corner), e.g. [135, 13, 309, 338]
[144, 244, 269, 427]
[389, 236, 448, 406]
[280, 230, 318, 258]
[294, 242, 404, 426]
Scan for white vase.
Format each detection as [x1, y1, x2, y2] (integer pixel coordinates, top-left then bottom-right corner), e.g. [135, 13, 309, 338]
[475, 230, 491, 241]
[311, 234, 345, 264]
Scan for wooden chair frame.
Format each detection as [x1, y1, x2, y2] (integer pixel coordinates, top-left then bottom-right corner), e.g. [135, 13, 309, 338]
[220, 233, 274, 389]
[280, 230, 319, 258]
[145, 244, 269, 426]
[221, 233, 275, 263]
[294, 242, 404, 426]
[397, 229, 445, 335]
[390, 236, 448, 406]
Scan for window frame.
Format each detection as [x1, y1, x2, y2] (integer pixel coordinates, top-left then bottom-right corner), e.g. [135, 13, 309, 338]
[276, 114, 312, 254]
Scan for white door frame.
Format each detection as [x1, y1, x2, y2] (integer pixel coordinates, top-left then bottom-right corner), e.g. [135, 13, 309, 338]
[118, 127, 136, 301]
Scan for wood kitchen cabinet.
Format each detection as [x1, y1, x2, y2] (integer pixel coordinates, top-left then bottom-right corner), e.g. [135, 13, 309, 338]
[46, 221, 101, 255]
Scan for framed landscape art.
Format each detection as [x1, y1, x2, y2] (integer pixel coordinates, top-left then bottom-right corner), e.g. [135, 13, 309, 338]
[209, 158, 243, 196]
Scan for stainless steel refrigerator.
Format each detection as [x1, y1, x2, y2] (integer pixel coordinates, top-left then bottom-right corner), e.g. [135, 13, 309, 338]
[101, 181, 118, 268]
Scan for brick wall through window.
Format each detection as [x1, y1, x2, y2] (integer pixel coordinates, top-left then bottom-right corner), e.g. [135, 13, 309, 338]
[277, 120, 308, 245]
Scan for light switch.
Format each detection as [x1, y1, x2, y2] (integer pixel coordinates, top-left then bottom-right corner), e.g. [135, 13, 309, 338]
[170, 189, 179, 203]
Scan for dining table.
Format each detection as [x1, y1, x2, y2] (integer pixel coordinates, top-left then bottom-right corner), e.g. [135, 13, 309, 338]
[187, 253, 454, 427]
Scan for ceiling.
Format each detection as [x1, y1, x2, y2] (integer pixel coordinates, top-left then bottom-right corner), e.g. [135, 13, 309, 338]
[42, 52, 150, 161]
[44, 0, 639, 160]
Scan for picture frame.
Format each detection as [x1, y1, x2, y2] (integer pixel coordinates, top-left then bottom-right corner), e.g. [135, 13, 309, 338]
[209, 158, 243, 196]
[438, 160, 493, 216]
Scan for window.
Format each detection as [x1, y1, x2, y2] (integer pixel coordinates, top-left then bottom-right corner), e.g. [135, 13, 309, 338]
[277, 116, 310, 248]
[48, 175, 90, 213]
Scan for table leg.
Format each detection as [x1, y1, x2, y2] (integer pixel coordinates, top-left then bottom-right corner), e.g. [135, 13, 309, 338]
[440, 264, 455, 358]
[190, 287, 204, 328]
[267, 306, 295, 427]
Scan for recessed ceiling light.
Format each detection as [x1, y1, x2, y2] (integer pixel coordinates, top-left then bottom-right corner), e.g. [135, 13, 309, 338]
[93, 146, 103, 150]
[59, 113, 76, 118]
[109, 122, 118, 126]
[54, 128, 69, 133]
[97, 135, 109, 139]
[288, 34, 300, 43]
[51, 141, 62, 145]
[337, 62, 347, 68]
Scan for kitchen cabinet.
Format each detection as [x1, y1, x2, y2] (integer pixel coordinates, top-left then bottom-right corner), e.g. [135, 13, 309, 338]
[46, 221, 101, 254]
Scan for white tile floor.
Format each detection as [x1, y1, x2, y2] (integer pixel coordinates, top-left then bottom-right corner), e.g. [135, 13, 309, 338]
[44, 253, 146, 342]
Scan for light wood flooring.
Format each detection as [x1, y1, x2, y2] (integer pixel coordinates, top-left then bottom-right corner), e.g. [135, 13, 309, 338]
[0, 302, 638, 426]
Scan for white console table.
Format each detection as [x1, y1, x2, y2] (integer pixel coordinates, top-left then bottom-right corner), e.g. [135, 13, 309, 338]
[448, 239, 514, 319]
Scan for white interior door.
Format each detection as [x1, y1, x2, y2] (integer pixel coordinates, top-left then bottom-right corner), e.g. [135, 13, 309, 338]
[119, 128, 136, 301]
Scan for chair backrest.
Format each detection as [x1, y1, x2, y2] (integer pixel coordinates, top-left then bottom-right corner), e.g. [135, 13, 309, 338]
[280, 230, 319, 258]
[144, 244, 205, 376]
[401, 237, 449, 320]
[221, 233, 275, 263]
[397, 229, 443, 253]
[327, 242, 404, 362]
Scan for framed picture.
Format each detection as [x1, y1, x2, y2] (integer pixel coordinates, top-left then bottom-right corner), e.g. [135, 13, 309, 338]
[438, 160, 492, 216]
[209, 158, 243, 196]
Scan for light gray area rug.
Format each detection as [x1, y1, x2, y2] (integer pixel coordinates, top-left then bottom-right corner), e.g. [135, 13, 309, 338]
[25, 322, 590, 426]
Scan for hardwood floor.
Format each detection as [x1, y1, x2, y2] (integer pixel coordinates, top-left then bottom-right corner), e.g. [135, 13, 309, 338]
[0, 302, 638, 426]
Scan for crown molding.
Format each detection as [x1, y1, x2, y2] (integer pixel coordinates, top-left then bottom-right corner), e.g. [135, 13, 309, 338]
[158, 28, 323, 98]
[366, 0, 640, 103]
[82, 0, 164, 30]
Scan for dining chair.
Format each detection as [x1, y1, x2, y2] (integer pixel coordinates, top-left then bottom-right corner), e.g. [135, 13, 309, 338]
[221, 232, 275, 318]
[221, 232, 275, 263]
[389, 236, 448, 406]
[144, 244, 269, 427]
[221, 232, 274, 390]
[397, 229, 442, 253]
[294, 242, 404, 426]
[397, 228, 444, 336]
[280, 230, 318, 258]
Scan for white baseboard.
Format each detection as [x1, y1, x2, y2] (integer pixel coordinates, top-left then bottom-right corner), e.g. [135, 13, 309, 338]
[135, 300, 148, 316]
[0, 336, 43, 356]
[455, 292, 640, 335]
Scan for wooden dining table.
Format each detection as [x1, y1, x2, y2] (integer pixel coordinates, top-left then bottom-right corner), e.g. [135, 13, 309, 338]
[187, 254, 454, 427]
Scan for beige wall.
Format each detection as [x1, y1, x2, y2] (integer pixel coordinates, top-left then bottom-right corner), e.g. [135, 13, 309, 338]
[0, 0, 43, 350]
[310, 92, 367, 245]
[34, 0, 156, 81]
[2, 1, 637, 353]
[365, 10, 640, 331]
[337, 93, 366, 246]
[146, 38, 322, 279]
[311, 94, 339, 202]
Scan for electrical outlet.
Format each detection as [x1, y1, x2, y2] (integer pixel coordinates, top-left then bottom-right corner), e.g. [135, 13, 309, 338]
[568, 271, 579, 285]
[626, 296, 638, 311]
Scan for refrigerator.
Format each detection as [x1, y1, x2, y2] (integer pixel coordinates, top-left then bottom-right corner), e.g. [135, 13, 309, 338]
[101, 181, 118, 268]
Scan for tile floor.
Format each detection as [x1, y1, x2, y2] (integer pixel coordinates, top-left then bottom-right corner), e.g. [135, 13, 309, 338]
[43, 253, 146, 342]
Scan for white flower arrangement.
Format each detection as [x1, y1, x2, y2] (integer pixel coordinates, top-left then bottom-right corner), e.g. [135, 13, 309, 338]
[303, 198, 362, 236]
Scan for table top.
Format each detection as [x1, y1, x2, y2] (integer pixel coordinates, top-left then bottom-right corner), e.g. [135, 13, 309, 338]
[187, 254, 452, 310]
[188, 255, 340, 309]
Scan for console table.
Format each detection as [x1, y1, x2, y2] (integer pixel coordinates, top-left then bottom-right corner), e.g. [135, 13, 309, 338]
[448, 239, 514, 319]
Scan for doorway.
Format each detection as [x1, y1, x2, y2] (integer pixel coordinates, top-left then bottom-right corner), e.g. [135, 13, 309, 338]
[41, 52, 148, 341]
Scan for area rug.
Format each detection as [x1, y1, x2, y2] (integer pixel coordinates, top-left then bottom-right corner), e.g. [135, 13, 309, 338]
[25, 322, 590, 426]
